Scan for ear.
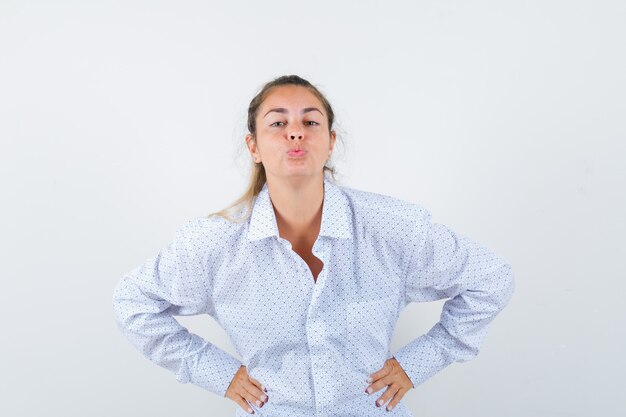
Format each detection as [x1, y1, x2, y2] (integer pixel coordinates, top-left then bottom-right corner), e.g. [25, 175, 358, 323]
[245, 133, 260, 161]
[329, 130, 337, 153]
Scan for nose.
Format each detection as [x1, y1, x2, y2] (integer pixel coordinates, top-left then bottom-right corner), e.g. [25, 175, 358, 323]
[289, 126, 303, 140]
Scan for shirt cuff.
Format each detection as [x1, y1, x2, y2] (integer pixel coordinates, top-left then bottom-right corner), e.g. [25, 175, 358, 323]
[392, 332, 456, 389]
[175, 332, 243, 398]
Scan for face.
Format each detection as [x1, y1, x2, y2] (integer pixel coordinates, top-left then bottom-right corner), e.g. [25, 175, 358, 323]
[245, 85, 336, 181]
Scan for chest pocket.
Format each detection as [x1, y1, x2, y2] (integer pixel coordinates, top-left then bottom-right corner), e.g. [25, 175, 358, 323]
[345, 297, 398, 372]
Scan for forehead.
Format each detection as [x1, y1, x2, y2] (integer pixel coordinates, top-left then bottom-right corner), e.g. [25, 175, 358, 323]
[260, 85, 323, 111]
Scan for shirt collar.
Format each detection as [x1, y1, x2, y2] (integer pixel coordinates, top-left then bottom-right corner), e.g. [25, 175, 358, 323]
[246, 176, 353, 241]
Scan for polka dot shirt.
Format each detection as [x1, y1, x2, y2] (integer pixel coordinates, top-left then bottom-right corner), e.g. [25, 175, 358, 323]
[112, 175, 515, 416]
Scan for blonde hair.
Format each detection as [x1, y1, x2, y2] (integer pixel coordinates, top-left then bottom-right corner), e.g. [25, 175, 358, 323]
[207, 75, 341, 223]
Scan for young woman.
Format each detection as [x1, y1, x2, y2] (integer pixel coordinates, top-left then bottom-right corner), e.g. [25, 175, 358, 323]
[112, 74, 515, 416]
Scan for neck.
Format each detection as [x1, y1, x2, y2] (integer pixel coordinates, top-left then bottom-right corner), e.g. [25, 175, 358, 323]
[265, 175, 324, 242]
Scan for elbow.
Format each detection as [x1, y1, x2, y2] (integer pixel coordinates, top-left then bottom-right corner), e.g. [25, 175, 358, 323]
[112, 276, 135, 332]
[112, 278, 126, 329]
[477, 262, 515, 312]
[498, 263, 516, 308]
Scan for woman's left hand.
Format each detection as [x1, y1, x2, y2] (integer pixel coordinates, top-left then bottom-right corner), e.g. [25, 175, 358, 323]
[364, 356, 414, 412]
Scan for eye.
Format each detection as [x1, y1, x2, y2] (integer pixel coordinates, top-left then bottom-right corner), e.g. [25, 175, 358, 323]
[270, 121, 319, 127]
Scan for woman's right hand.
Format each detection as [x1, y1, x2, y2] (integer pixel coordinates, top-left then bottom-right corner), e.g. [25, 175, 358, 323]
[225, 365, 269, 414]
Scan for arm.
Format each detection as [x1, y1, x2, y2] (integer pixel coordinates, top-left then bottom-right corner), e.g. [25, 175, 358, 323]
[392, 208, 515, 389]
[111, 219, 242, 397]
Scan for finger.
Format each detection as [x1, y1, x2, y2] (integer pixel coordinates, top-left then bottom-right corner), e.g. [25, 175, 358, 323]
[367, 362, 391, 383]
[242, 382, 268, 408]
[374, 384, 399, 409]
[234, 394, 255, 414]
[365, 372, 395, 395]
[385, 386, 408, 412]
[247, 375, 268, 393]
[247, 380, 269, 403]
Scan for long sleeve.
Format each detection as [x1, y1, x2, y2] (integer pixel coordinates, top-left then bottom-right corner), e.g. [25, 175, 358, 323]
[392, 209, 515, 389]
[111, 219, 243, 398]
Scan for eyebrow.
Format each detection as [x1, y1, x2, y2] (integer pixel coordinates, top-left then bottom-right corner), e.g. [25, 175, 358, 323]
[263, 107, 324, 118]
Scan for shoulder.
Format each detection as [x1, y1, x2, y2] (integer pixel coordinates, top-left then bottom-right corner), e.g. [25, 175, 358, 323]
[335, 182, 432, 271]
[335, 183, 432, 252]
[173, 215, 245, 255]
[337, 183, 431, 225]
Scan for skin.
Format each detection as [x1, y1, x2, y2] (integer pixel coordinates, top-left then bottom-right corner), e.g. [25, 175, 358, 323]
[245, 85, 335, 253]
[226, 85, 414, 414]
[365, 357, 415, 412]
[224, 365, 268, 414]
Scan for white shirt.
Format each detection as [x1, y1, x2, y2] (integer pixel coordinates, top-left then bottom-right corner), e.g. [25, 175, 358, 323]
[112, 175, 515, 417]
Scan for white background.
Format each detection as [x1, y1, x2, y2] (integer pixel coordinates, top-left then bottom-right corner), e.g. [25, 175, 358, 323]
[1, 1, 624, 416]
